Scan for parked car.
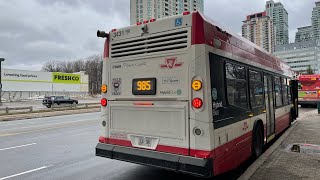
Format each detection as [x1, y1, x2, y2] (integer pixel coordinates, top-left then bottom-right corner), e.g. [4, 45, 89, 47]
[42, 96, 78, 108]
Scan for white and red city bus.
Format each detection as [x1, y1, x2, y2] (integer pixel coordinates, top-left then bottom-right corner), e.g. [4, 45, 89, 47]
[96, 12, 299, 177]
[298, 74, 320, 107]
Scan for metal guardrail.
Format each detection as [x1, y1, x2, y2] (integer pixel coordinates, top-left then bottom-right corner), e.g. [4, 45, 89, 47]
[0, 106, 33, 114]
[0, 103, 100, 114]
[49, 102, 100, 109]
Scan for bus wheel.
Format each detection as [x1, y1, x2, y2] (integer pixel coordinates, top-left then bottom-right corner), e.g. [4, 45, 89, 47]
[252, 124, 263, 158]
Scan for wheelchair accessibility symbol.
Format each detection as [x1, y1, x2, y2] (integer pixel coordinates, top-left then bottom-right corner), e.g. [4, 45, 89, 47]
[175, 18, 182, 27]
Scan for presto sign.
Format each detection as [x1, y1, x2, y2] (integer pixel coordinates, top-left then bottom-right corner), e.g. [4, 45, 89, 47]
[52, 72, 81, 84]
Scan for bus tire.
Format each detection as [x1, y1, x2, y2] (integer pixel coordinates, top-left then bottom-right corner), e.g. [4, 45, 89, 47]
[252, 122, 264, 159]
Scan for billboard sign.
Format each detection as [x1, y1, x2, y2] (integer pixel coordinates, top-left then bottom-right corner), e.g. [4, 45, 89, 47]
[52, 72, 81, 84]
[2, 69, 51, 82]
[1, 69, 86, 92]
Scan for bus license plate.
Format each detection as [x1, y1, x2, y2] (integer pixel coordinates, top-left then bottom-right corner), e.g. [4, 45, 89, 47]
[132, 78, 156, 95]
[138, 137, 152, 147]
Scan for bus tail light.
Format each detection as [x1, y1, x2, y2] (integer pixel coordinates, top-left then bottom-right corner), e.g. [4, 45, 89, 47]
[101, 98, 107, 106]
[150, 18, 156, 22]
[192, 98, 203, 109]
[137, 22, 142, 25]
[318, 91, 320, 97]
[192, 80, 202, 91]
[111, 29, 117, 32]
[101, 85, 107, 93]
[143, 20, 149, 24]
[191, 77, 204, 111]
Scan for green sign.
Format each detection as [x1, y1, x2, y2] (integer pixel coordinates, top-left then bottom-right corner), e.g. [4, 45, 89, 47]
[298, 91, 318, 98]
[52, 72, 81, 84]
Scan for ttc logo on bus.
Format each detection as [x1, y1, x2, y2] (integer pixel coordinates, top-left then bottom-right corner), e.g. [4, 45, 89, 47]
[160, 58, 183, 69]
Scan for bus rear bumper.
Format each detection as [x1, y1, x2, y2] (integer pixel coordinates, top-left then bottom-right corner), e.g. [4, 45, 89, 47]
[96, 143, 213, 178]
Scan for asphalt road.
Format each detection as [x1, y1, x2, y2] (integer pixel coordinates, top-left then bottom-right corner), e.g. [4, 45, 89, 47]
[0, 107, 316, 180]
[0, 112, 197, 180]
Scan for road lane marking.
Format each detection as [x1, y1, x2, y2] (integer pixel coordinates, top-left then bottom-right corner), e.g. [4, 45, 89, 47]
[0, 143, 37, 151]
[0, 119, 98, 137]
[0, 121, 39, 127]
[0, 166, 51, 180]
[0, 118, 99, 132]
[0, 112, 100, 127]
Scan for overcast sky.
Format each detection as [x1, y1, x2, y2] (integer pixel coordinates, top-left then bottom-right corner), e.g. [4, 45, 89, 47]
[0, 0, 317, 70]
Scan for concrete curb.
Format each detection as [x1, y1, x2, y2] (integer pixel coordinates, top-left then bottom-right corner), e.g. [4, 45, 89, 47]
[238, 121, 299, 180]
[0, 108, 100, 122]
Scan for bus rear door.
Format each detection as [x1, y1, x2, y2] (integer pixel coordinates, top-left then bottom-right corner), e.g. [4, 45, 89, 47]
[264, 75, 275, 142]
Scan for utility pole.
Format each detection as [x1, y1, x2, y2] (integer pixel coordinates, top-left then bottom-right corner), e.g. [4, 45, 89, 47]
[0, 58, 4, 106]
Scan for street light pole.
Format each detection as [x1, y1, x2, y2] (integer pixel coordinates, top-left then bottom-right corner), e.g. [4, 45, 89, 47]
[0, 58, 4, 106]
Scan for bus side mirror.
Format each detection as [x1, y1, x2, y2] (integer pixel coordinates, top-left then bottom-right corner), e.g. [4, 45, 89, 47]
[97, 30, 109, 38]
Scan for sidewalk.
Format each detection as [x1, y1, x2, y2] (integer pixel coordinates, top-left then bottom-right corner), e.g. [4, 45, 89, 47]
[249, 110, 320, 180]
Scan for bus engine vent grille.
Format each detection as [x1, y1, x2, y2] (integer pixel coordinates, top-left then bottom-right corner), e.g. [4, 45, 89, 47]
[110, 30, 189, 58]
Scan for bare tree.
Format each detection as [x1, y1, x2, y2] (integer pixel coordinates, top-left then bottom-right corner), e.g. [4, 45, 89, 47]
[85, 55, 102, 94]
[42, 61, 59, 72]
[42, 55, 103, 95]
[56, 61, 73, 73]
[73, 60, 86, 72]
